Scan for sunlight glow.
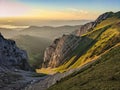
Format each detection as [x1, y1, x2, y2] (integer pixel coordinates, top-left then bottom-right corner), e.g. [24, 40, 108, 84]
[0, 0, 31, 17]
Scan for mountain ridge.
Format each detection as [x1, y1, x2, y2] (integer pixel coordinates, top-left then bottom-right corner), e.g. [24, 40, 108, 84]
[41, 11, 120, 71]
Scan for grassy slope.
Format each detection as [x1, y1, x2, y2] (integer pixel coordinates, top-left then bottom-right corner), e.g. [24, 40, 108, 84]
[55, 15, 120, 72]
[13, 35, 51, 68]
[48, 43, 120, 90]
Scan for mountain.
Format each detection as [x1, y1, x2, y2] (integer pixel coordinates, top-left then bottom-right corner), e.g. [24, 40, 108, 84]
[0, 33, 31, 70]
[27, 11, 120, 90]
[20, 25, 82, 40]
[42, 34, 81, 68]
[13, 35, 51, 68]
[41, 11, 120, 73]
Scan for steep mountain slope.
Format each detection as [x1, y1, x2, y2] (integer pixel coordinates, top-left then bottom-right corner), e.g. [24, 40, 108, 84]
[48, 43, 120, 90]
[41, 11, 120, 73]
[13, 35, 51, 68]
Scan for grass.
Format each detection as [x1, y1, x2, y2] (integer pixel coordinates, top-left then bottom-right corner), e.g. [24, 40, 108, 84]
[36, 68, 56, 75]
[48, 43, 120, 90]
[55, 56, 76, 73]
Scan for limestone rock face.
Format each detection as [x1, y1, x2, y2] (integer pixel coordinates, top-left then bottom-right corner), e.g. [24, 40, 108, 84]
[0, 33, 31, 71]
[42, 35, 81, 68]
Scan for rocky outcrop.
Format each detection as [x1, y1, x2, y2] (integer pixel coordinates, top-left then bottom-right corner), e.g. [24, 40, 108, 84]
[74, 12, 113, 36]
[0, 33, 31, 71]
[42, 34, 81, 68]
[42, 12, 114, 68]
[73, 22, 94, 36]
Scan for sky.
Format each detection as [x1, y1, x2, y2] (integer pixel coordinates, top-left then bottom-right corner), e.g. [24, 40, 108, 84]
[0, 0, 120, 20]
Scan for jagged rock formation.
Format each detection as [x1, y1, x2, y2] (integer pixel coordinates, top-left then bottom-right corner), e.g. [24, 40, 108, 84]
[0, 33, 31, 71]
[43, 35, 81, 68]
[42, 12, 114, 68]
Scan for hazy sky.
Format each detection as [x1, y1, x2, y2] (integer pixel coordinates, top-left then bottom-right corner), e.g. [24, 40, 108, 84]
[0, 0, 120, 20]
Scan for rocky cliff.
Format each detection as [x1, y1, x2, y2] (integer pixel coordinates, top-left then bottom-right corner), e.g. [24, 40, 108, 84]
[0, 33, 31, 71]
[43, 34, 81, 68]
[42, 12, 115, 68]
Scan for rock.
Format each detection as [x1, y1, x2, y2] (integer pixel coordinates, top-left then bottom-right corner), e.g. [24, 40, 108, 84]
[74, 22, 94, 36]
[0, 33, 31, 71]
[42, 34, 81, 68]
